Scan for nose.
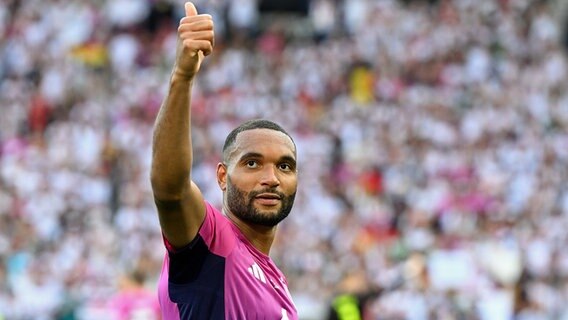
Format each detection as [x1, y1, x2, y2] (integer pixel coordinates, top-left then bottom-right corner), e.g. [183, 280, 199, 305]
[260, 165, 280, 187]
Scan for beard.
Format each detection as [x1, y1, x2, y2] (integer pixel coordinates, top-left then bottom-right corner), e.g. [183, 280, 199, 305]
[226, 176, 296, 227]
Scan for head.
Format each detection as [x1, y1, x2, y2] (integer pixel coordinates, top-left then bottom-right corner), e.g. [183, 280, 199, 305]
[217, 119, 297, 227]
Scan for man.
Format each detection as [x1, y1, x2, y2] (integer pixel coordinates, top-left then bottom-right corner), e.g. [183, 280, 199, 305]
[150, 2, 299, 319]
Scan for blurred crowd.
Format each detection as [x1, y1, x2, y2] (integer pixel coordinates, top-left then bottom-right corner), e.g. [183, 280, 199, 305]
[1, 0, 568, 319]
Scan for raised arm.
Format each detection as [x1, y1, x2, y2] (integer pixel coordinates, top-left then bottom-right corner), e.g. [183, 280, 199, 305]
[150, 2, 214, 248]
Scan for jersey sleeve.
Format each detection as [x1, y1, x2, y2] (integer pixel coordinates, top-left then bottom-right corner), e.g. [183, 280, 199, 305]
[163, 201, 236, 256]
[163, 201, 236, 284]
[159, 202, 235, 317]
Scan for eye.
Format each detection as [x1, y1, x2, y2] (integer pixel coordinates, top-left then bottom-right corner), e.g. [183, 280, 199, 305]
[245, 160, 259, 168]
[278, 163, 293, 172]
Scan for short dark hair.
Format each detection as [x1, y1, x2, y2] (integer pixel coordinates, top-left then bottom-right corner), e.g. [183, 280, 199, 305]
[222, 119, 296, 163]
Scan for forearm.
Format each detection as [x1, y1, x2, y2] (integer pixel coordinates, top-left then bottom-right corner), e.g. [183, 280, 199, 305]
[150, 73, 195, 199]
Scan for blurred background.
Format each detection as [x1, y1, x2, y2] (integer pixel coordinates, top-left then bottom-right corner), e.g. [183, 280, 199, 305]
[1, 0, 568, 319]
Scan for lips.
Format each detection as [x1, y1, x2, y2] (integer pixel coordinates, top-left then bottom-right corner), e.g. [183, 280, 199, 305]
[255, 193, 282, 200]
[254, 193, 282, 206]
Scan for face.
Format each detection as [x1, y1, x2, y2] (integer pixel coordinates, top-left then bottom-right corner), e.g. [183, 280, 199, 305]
[218, 129, 298, 227]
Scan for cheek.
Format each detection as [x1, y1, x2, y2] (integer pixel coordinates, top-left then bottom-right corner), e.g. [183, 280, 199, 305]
[229, 174, 255, 192]
[283, 175, 298, 192]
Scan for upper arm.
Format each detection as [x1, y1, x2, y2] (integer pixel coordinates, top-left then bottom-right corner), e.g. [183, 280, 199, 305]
[154, 180, 206, 249]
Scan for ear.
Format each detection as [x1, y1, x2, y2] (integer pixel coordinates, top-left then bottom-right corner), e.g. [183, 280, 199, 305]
[217, 162, 227, 191]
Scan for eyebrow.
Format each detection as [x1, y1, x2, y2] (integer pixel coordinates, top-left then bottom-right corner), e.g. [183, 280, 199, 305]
[238, 152, 297, 166]
[279, 155, 297, 168]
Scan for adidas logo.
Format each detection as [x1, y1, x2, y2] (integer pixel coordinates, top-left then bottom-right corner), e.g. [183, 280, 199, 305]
[281, 309, 289, 320]
[247, 262, 267, 284]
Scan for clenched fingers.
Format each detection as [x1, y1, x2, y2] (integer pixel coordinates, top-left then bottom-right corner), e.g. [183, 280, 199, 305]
[182, 39, 213, 57]
[178, 15, 214, 56]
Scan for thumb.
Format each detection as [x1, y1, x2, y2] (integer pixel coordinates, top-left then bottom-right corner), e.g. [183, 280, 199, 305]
[185, 2, 198, 17]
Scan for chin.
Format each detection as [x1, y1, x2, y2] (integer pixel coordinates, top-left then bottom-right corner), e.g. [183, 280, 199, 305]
[254, 204, 281, 213]
[255, 211, 279, 220]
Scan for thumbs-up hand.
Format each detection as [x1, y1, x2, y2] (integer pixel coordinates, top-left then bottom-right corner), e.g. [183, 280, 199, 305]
[174, 2, 214, 80]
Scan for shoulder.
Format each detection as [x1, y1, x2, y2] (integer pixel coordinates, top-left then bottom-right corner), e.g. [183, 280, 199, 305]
[199, 201, 237, 257]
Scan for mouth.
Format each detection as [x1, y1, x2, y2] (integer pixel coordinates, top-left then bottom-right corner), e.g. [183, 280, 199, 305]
[254, 193, 282, 206]
[255, 193, 281, 200]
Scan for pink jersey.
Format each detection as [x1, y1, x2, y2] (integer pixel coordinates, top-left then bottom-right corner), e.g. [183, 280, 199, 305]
[107, 288, 161, 320]
[158, 201, 298, 319]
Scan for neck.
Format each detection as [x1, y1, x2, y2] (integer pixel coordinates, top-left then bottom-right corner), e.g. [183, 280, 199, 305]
[224, 209, 276, 255]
